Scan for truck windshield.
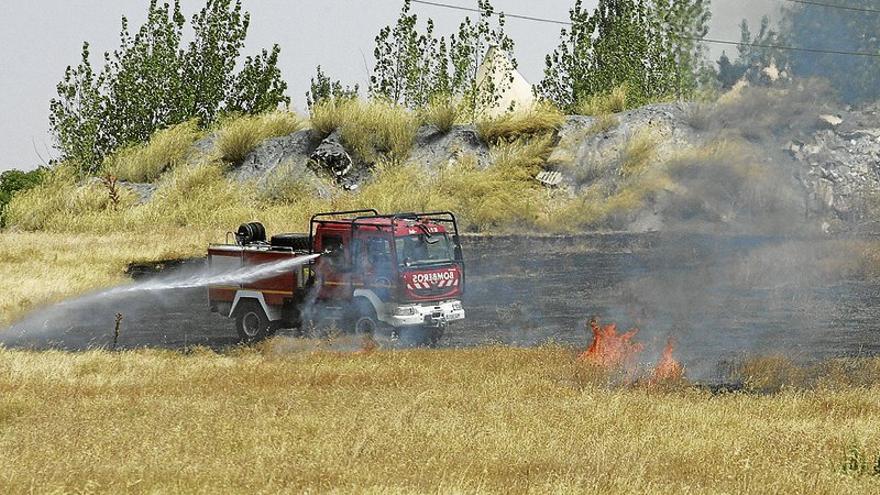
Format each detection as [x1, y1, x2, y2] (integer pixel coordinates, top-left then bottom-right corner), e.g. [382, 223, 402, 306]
[395, 233, 453, 267]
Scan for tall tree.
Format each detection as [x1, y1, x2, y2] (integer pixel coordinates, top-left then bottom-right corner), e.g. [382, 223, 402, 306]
[536, 0, 711, 113]
[369, 0, 515, 116]
[448, 0, 516, 116]
[370, 0, 442, 107]
[781, 1, 880, 103]
[306, 65, 359, 110]
[49, 0, 289, 173]
[713, 17, 790, 89]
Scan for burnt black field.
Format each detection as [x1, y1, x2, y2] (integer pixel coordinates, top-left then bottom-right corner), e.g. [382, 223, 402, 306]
[5, 233, 880, 380]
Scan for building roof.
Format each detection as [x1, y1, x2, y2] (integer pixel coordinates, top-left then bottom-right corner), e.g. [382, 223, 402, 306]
[475, 45, 536, 117]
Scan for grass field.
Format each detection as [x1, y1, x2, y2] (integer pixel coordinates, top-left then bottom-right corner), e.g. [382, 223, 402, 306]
[0, 344, 879, 493]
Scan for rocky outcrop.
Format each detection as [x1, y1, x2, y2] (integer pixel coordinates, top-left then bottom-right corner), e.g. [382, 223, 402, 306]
[231, 129, 319, 183]
[122, 95, 880, 231]
[790, 110, 880, 221]
[409, 125, 490, 172]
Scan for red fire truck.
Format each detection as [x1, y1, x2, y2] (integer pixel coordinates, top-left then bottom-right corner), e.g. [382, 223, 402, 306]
[207, 210, 466, 343]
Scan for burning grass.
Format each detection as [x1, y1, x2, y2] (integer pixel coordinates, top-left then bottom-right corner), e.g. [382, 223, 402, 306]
[1, 344, 880, 493]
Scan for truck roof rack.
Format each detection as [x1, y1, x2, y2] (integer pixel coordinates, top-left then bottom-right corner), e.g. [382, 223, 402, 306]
[309, 209, 379, 251]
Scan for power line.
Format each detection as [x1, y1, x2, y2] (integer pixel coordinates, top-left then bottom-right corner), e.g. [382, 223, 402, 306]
[411, 0, 569, 25]
[410, 0, 880, 58]
[782, 0, 880, 14]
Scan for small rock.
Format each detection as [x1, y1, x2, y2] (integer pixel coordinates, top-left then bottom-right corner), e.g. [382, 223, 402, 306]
[818, 114, 843, 128]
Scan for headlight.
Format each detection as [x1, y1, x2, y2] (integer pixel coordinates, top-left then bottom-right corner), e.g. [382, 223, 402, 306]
[452, 302, 463, 311]
[394, 306, 417, 316]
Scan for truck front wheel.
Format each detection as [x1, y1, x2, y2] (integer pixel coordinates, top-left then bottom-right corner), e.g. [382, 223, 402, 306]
[235, 300, 274, 343]
[351, 300, 380, 336]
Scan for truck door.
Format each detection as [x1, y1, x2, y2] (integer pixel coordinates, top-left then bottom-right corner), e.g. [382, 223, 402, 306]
[355, 235, 395, 301]
[314, 232, 352, 301]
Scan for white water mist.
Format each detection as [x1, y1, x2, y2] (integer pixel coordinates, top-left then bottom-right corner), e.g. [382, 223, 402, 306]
[2, 253, 320, 347]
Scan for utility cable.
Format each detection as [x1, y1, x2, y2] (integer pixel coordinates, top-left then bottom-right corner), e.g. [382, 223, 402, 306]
[781, 0, 880, 15]
[410, 0, 880, 57]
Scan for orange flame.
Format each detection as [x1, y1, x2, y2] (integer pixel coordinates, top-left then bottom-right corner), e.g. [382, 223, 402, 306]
[578, 317, 643, 368]
[649, 338, 684, 383]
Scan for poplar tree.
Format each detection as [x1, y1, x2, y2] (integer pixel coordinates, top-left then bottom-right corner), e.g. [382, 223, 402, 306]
[50, 0, 289, 173]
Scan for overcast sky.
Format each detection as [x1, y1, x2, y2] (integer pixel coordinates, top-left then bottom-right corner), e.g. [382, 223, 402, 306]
[0, 0, 777, 171]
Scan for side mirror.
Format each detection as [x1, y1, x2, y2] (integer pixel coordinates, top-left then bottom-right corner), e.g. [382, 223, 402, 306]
[453, 245, 463, 262]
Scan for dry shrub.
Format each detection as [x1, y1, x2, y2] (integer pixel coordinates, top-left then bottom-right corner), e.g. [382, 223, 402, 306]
[618, 128, 659, 178]
[576, 85, 630, 116]
[710, 80, 834, 141]
[310, 98, 418, 163]
[476, 102, 565, 143]
[137, 161, 255, 229]
[340, 161, 444, 214]
[684, 102, 713, 131]
[105, 120, 203, 182]
[587, 113, 620, 134]
[419, 95, 462, 134]
[257, 161, 332, 205]
[4, 165, 137, 232]
[439, 135, 554, 231]
[215, 110, 306, 164]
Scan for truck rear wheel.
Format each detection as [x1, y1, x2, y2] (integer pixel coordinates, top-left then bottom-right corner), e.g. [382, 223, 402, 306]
[235, 300, 274, 343]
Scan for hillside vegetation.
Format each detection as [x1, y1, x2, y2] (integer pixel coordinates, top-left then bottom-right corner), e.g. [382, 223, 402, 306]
[4, 90, 769, 238]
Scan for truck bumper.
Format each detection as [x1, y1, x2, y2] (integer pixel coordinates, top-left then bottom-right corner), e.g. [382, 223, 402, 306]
[386, 300, 465, 328]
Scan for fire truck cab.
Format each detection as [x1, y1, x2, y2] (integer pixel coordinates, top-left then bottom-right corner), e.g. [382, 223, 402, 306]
[207, 210, 466, 343]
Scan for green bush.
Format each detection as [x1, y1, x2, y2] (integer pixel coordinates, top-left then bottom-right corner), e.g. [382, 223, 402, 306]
[0, 168, 47, 226]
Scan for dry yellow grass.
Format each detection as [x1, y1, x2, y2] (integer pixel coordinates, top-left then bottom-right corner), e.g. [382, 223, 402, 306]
[104, 120, 204, 182]
[310, 98, 418, 164]
[0, 231, 211, 326]
[0, 344, 879, 493]
[215, 110, 307, 164]
[576, 85, 630, 116]
[476, 102, 565, 143]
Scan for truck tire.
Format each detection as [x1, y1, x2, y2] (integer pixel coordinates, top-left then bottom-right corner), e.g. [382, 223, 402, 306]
[234, 300, 274, 343]
[351, 299, 380, 336]
[270, 233, 311, 250]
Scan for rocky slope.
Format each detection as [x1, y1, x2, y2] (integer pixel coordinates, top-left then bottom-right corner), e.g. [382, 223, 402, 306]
[132, 89, 880, 233]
